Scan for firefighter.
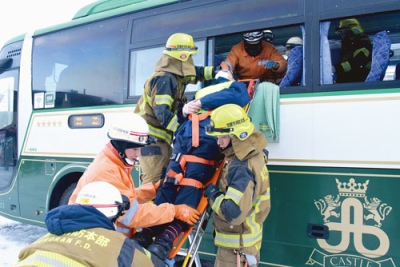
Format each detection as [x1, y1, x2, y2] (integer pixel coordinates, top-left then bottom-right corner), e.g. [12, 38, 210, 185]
[68, 113, 200, 239]
[204, 104, 271, 267]
[16, 182, 166, 267]
[134, 33, 215, 185]
[132, 70, 251, 260]
[333, 18, 372, 83]
[263, 29, 275, 44]
[220, 31, 287, 84]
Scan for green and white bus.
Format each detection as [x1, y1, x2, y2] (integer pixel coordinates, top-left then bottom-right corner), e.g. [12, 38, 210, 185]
[1, 0, 400, 265]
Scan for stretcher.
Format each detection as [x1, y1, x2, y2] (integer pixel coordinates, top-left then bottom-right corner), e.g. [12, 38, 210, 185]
[166, 79, 260, 267]
[167, 159, 225, 267]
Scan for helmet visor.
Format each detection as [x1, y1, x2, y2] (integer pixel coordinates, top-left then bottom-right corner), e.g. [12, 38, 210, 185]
[165, 46, 198, 52]
[205, 124, 233, 134]
[243, 32, 263, 41]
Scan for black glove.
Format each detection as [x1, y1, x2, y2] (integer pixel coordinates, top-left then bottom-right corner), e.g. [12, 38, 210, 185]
[204, 184, 223, 202]
[204, 184, 219, 197]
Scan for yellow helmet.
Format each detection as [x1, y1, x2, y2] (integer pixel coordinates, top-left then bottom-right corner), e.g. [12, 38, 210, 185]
[163, 33, 198, 62]
[205, 104, 254, 140]
[336, 18, 364, 35]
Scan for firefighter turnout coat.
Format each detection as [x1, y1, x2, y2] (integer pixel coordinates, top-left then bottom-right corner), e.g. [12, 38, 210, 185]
[208, 130, 271, 256]
[15, 205, 165, 267]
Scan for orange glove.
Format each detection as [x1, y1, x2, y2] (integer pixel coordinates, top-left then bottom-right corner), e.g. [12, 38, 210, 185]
[174, 204, 200, 225]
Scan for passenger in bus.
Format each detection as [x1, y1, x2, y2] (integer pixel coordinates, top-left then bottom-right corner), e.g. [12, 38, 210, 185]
[204, 104, 271, 267]
[332, 18, 372, 83]
[16, 182, 166, 267]
[220, 31, 287, 85]
[134, 33, 215, 185]
[285, 36, 303, 58]
[279, 36, 303, 87]
[68, 113, 200, 239]
[132, 70, 250, 261]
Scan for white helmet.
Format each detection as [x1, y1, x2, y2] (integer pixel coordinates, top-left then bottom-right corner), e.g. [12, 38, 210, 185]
[263, 29, 275, 44]
[286, 37, 303, 49]
[108, 113, 153, 146]
[76, 182, 124, 219]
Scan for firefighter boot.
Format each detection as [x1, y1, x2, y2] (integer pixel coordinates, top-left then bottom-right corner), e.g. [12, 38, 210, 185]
[131, 231, 153, 248]
[147, 235, 173, 260]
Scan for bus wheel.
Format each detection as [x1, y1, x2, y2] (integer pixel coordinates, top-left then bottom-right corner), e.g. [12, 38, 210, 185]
[59, 182, 77, 206]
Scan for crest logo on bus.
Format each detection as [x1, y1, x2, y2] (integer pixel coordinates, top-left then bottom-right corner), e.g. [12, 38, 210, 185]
[307, 178, 395, 267]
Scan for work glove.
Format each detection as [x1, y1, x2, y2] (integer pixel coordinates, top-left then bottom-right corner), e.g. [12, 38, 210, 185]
[264, 60, 279, 70]
[204, 184, 223, 202]
[174, 204, 200, 225]
[182, 99, 202, 117]
[204, 184, 219, 197]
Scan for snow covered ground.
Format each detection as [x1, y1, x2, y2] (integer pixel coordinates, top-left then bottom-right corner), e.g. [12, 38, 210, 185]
[0, 215, 47, 266]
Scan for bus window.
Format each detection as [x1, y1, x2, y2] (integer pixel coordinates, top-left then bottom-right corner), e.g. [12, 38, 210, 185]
[32, 16, 127, 108]
[128, 40, 206, 98]
[214, 24, 305, 89]
[322, 11, 400, 85]
[0, 70, 17, 190]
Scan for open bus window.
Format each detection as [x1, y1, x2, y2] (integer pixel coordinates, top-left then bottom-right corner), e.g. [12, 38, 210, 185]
[213, 24, 305, 89]
[128, 40, 206, 98]
[32, 16, 127, 108]
[322, 11, 400, 85]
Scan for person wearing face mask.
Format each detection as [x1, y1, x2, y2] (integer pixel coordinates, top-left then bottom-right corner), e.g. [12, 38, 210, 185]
[69, 113, 200, 239]
[220, 31, 287, 84]
[332, 18, 372, 83]
[135, 33, 215, 185]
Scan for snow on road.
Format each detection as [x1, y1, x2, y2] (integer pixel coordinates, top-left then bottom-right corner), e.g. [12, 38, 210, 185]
[0, 215, 47, 266]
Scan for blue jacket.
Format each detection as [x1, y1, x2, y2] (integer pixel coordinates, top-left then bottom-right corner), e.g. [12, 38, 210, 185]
[46, 205, 114, 234]
[178, 78, 250, 148]
[16, 205, 166, 267]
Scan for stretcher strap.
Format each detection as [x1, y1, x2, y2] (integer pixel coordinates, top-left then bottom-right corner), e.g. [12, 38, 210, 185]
[165, 170, 203, 189]
[189, 111, 212, 147]
[179, 154, 217, 170]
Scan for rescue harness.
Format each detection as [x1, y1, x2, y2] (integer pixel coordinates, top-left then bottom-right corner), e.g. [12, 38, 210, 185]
[164, 110, 216, 189]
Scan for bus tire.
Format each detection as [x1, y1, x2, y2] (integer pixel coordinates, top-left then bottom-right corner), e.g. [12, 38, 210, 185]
[59, 182, 77, 206]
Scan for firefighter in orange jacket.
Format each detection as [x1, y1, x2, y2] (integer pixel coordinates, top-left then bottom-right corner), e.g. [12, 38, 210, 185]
[220, 31, 287, 84]
[69, 113, 200, 238]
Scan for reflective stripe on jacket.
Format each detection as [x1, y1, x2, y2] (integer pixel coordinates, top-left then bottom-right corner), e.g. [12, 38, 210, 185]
[209, 130, 271, 256]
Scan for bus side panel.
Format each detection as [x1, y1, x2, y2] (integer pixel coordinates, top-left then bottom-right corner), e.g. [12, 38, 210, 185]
[262, 166, 400, 266]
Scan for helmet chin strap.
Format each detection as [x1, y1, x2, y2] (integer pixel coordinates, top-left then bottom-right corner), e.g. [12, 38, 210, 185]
[117, 151, 135, 166]
[124, 158, 135, 166]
